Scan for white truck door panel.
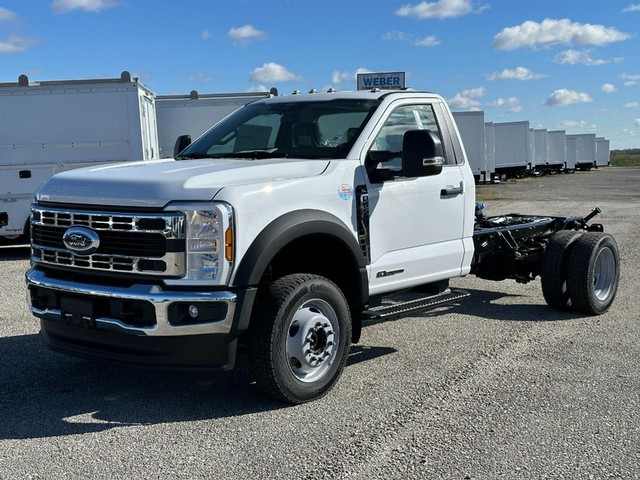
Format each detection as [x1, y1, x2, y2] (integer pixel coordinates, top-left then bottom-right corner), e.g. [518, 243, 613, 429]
[363, 100, 466, 295]
[368, 166, 466, 294]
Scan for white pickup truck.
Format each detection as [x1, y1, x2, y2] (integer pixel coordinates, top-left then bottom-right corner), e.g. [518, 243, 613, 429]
[26, 90, 620, 403]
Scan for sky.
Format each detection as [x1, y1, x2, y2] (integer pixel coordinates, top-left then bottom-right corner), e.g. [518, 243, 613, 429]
[1, 0, 639, 149]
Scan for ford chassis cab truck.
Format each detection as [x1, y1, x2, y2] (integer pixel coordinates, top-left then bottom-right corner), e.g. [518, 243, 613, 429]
[26, 90, 620, 403]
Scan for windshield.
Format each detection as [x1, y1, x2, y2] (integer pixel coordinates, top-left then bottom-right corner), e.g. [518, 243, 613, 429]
[177, 98, 380, 160]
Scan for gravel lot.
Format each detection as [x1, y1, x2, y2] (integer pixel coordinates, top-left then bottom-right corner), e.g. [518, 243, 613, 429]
[1, 167, 638, 479]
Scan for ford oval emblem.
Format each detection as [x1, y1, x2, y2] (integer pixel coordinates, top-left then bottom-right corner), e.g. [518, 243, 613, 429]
[63, 227, 100, 255]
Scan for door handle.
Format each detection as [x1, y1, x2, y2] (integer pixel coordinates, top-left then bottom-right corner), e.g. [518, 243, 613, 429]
[440, 181, 464, 197]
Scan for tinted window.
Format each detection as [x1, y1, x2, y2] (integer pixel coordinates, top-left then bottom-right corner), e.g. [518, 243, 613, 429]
[178, 99, 380, 160]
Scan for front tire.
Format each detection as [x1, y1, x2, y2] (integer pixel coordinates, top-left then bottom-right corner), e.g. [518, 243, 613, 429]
[567, 232, 620, 315]
[247, 274, 352, 404]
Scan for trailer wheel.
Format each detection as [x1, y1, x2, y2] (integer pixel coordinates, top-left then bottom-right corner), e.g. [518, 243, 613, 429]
[567, 233, 620, 315]
[541, 230, 583, 310]
[247, 274, 351, 404]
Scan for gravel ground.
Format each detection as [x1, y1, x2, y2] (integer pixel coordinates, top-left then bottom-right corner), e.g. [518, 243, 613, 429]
[0, 167, 638, 479]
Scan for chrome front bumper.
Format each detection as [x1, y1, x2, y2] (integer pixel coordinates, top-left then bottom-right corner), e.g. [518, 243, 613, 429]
[26, 268, 237, 337]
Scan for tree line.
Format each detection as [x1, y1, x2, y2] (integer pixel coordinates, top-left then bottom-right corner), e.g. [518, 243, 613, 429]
[611, 148, 640, 155]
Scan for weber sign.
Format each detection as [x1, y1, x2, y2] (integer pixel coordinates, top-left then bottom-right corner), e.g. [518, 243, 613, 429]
[357, 72, 405, 90]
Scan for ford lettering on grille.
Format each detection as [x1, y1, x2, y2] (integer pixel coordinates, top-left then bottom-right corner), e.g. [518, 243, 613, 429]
[63, 227, 100, 255]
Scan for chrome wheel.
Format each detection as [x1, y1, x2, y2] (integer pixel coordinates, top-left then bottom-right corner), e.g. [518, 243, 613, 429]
[593, 247, 616, 302]
[286, 299, 339, 383]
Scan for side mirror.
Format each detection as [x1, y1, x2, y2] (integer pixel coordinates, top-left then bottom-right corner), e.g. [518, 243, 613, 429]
[173, 134, 192, 158]
[402, 130, 444, 177]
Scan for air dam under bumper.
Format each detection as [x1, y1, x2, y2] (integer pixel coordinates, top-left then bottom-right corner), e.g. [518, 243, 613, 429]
[26, 268, 254, 370]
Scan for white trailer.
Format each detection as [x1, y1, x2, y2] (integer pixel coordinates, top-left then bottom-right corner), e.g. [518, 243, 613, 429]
[566, 133, 596, 171]
[533, 128, 564, 174]
[484, 122, 496, 182]
[595, 137, 610, 168]
[156, 91, 271, 158]
[547, 130, 569, 172]
[565, 135, 578, 172]
[0, 71, 159, 240]
[453, 111, 486, 182]
[493, 121, 530, 180]
[529, 129, 537, 173]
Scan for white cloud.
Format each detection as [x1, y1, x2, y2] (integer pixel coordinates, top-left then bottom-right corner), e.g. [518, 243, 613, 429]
[489, 97, 522, 112]
[246, 85, 269, 93]
[621, 73, 640, 87]
[487, 66, 547, 81]
[545, 89, 593, 106]
[202, 30, 213, 40]
[622, 3, 640, 12]
[625, 102, 638, 108]
[636, 119, 640, 127]
[51, 0, 120, 13]
[557, 120, 597, 130]
[601, 83, 617, 93]
[395, 0, 487, 19]
[0, 35, 39, 54]
[493, 18, 630, 51]
[414, 35, 441, 46]
[228, 25, 267, 44]
[250, 62, 302, 83]
[331, 68, 371, 85]
[447, 86, 486, 109]
[0, 7, 18, 22]
[553, 49, 623, 66]
[383, 31, 441, 47]
[383, 31, 409, 41]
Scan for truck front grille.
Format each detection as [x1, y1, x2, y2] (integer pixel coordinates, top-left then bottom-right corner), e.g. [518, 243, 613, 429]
[31, 206, 186, 277]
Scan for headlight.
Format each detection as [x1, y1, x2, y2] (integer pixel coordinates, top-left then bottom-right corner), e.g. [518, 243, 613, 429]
[165, 202, 234, 286]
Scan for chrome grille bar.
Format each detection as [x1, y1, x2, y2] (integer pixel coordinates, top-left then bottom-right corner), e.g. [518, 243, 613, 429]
[31, 206, 186, 277]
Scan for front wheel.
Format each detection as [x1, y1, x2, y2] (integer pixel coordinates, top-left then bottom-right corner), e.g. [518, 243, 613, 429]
[567, 232, 620, 315]
[247, 274, 352, 404]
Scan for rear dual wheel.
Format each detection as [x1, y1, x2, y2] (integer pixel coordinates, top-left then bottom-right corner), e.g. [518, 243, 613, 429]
[542, 231, 619, 315]
[566, 232, 620, 315]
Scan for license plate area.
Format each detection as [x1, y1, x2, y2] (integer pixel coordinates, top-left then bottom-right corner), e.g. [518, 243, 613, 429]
[60, 297, 95, 328]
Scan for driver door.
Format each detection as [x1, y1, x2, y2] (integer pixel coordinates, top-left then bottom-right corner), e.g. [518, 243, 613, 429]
[364, 100, 467, 296]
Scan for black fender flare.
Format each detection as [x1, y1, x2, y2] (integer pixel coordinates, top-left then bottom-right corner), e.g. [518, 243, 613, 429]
[234, 209, 367, 288]
[232, 209, 369, 343]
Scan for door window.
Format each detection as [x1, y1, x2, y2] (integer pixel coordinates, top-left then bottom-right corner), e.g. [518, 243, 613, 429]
[369, 104, 447, 178]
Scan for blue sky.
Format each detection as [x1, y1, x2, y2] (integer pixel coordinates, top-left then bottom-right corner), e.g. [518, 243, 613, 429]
[1, 0, 639, 148]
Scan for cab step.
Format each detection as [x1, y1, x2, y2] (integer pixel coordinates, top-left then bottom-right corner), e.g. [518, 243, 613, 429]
[362, 288, 470, 320]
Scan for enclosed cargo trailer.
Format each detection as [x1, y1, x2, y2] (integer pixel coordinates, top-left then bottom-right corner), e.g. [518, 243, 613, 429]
[534, 128, 564, 174]
[156, 91, 271, 158]
[484, 122, 496, 182]
[547, 130, 569, 172]
[0, 71, 158, 240]
[595, 137, 610, 168]
[566, 134, 596, 171]
[493, 121, 530, 180]
[453, 111, 486, 182]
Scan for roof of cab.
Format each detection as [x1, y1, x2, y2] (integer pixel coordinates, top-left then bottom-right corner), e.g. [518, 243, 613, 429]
[251, 89, 441, 104]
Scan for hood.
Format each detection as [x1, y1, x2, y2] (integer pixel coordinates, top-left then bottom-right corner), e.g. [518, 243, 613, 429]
[36, 157, 330, 208]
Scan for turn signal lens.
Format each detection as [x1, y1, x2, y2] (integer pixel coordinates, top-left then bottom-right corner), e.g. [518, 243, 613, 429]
[225, 227, 233, 262]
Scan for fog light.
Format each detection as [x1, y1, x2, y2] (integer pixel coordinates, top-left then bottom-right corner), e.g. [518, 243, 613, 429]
[188, 304, 199, 319]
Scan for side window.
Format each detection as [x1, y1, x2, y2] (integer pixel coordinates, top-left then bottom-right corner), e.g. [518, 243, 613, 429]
[370, 104, 448, 177]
